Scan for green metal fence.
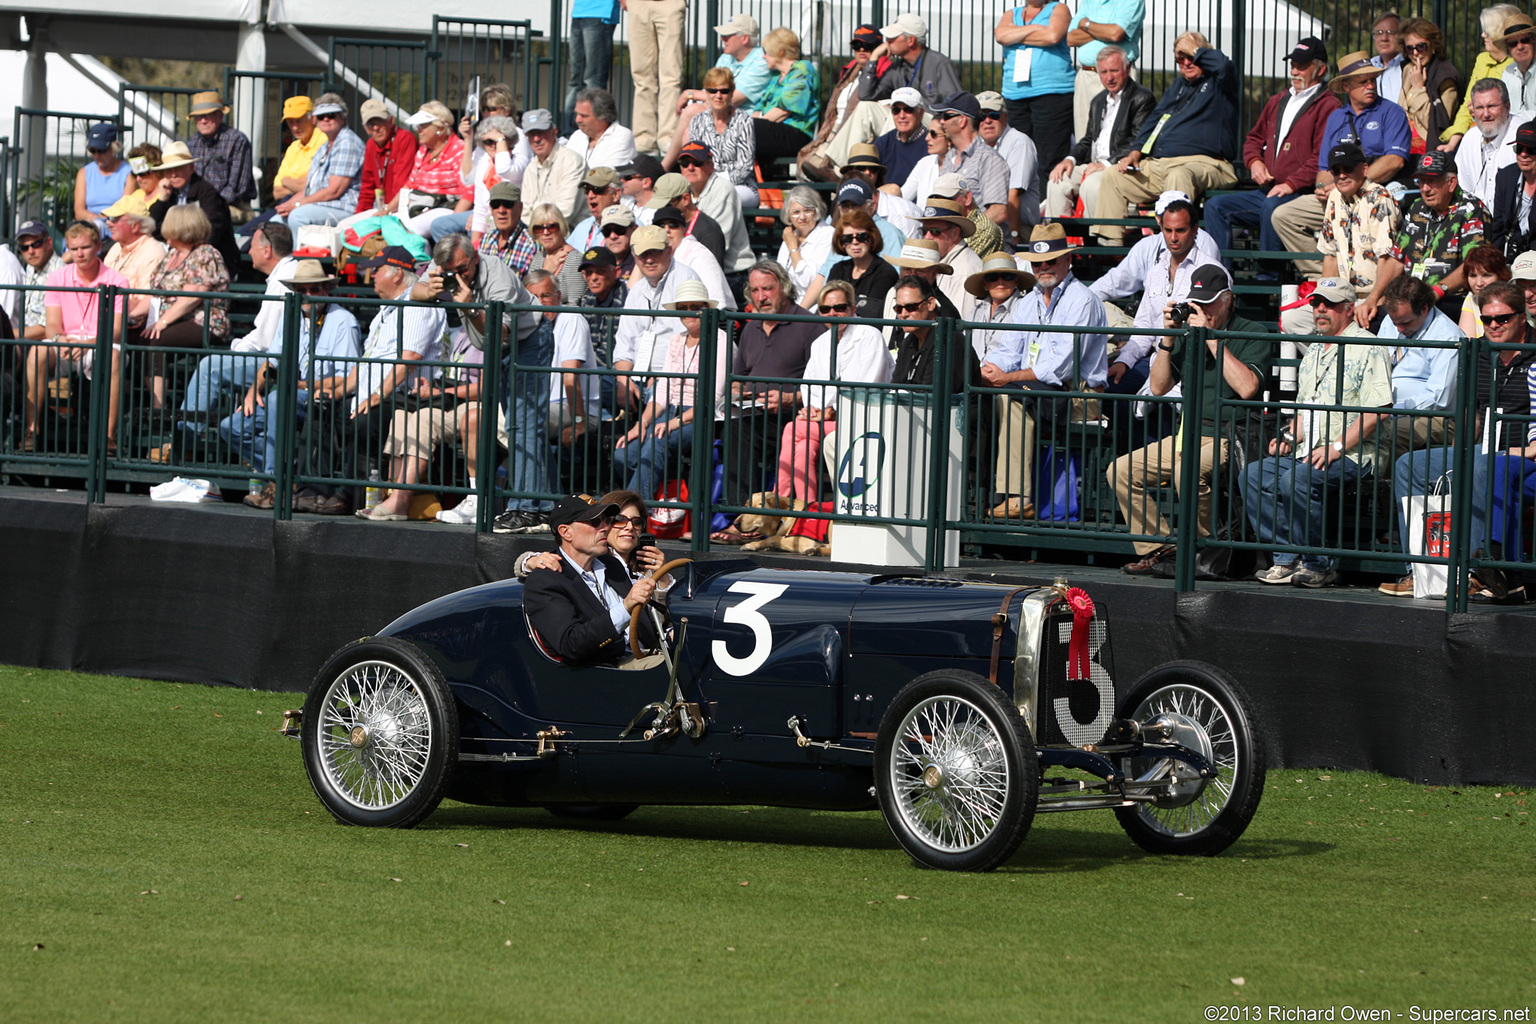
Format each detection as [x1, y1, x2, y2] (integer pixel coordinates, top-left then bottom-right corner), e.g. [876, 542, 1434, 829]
[116, 85, 201, 154]
[8, 108, 122, 237]
[325, 38, 433, 118]
[223, 70, 327, 209]
[431, 16, 546, 120]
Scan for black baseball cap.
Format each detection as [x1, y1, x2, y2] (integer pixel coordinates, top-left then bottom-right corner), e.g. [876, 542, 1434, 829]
[1287, 37, 1328, 65]
[355, 245, 417, 272]
[1414, 150, 1454, 178]
[548, 493, 621, 531]
[1517, 120, 1536, 148]
[578, 247, 617, 270]
[1327, 141, 1368, 170]
[1187, 264, 1233, 303]
[651, 205, 686, 227]
[617, 154, 665, 182]
[930, 91, 981, 122]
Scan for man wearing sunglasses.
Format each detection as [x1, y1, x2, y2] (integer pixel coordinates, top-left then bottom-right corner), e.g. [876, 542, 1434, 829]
[279, 93, 365, 233]
[1454, 80, 1518, 211]
[1489, 119, 1536, 257]
[645, 172, 727, 272]
[976, 90, 1043, 238]
[1242, 278, 1392, 588]
[523, 494, 659, 665]
[1374, 151, 1491, 320]
[568, 167, 625, 252]
[13, 221, 63, 341]
[870, 86, 930, 188]
[1092, 32, 1239, 245]
[616, 154, 665, 226]
[1500, 16, 1536, 123]
[674, 141, 753, 281]
[477, 182, 540, 276]
[653, 205, 735, 310]
[930, 92, 1010, 228]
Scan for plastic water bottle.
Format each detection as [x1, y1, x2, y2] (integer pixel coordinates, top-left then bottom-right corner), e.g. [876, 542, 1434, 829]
[248, 478, 261, 499]
[373, 188, 385, 214]
[365, 470, 383, 510]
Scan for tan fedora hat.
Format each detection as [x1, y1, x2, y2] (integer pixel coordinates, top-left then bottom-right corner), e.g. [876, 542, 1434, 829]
[281, 259, 339, 287]
[887, 238, 954, 273]
[154, 140, 196, 171]
[1495, 16, 1536, 47]
[965, 251, 1037, 298]
[187, 91, 230, 118]
[915, 197, 976, 238]
[1017, 223, 1080, 262]
[1331, 50, 1383, 91]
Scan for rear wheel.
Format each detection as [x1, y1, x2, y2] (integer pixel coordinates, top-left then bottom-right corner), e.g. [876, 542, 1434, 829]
[875, 670, 1038, 871]
[301, 637, 458, 828]
[1113, 660, 1264, 856]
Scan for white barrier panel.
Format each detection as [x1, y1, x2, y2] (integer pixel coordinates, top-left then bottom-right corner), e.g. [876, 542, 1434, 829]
[831, 387, 962, 568]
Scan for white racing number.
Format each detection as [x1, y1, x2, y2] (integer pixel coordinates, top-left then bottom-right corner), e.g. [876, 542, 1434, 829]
[711, 581, 789, 676]
[1052, 618, 1114, 746]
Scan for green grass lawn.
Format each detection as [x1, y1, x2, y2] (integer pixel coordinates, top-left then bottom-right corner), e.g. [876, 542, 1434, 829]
[2, 666, 1532, 1023]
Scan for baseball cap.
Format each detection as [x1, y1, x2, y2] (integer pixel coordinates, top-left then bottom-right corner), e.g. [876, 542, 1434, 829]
[975, 91, 1005, 112]
[930, 91, 981, 122]
[1327, 142, 1368, 170]
[86, 123, 117, 150]
[600, 205, 636, 228]
[1414, 151, 1454, 178]
[102, 193, 150, 219]
[631, 225, 669, 254]
[1154, 190, 1191, 216]
[579, 247, 618, 270]
[929, 172, 965, 198]
[852, 24, 881, 48]
[583, 167, 620, 189]
[890, 86, 923, 111]
[651, 205, 687, 227]
[715, 13, 758, 37]
[617, 154, 665, 182]
[360, 98, 390, 123]
[15, 219, 48, 241]
[1287, 37, 1328, 65]
[1311, 277, 1358, 304]
[521, 109, 555, 132]
[488, 182, 522, 204]
[836, 178, 874, 205]
[880, 13, 926, 39]
[1186, 265, 1233, 303]
[313, 101, 346, 117]
[1510, 251, 1536, 282]
[645, 173, 690, 209]
[355, 245, 417, 272]
[282, 96, 314, 119]
[678, 140, 713, 163]
[548, 494, 622, 531]
[1516, 120, 1536, 148]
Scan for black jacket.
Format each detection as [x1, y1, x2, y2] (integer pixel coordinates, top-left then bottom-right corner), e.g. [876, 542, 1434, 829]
[523, 552, 658, 665]
[149, 173, 239, 277]
[1489, 163, 1536, 259]
[1070, 81, 1157, 167]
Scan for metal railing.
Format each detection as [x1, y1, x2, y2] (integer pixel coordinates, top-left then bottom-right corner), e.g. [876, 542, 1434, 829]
[432, 17, 546, 120]
[7, 108, 123, 238]
[223, 70, 327, 209]
[116, 85, 201, 154]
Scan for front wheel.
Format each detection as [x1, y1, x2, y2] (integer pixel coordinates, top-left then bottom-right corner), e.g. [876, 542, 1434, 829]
[301, 636, 459, 828]
[875, 670, 1039, 871]
[1113, 660, 1265, 856]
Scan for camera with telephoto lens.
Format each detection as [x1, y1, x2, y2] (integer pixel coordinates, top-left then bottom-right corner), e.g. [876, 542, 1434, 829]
[1169, 302, 1195, 325]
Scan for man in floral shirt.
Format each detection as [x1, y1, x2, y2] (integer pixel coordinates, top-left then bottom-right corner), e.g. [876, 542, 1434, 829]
[1379, 151, 1490, 320]
[1316, 142, 1401, 330]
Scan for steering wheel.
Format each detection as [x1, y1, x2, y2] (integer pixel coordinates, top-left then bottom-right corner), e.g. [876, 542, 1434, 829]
[629, 558, 692, 661]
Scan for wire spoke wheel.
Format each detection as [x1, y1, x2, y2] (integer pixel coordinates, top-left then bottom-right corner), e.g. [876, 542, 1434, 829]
[1114, 661, 1264, 856]
[876, 670, 1037, 871]
[302, 637, 458, 828]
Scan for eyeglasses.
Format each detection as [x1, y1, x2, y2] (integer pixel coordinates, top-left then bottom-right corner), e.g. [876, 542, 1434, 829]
[1480, 311, 1519, 327]
[194, 113, 219, 121]
[1519, 146, 1536, 157]
[1174, 52, 1196, 65]
[893, 301, 929, 314]
[481, 138, 500, 147]
[1509, 34, 1536, 48]
[316, 112, 342, 121]
[489, 199, 518, 210]
[926, 129, 945, 138]
[819, 302, 851, 313]
[981, 110, 1005, 121]
[675, 304, 708, 312]
[851, 42, 873, 53]
[1372, 28, 1398, 37]
[922, 224, 957, 236]
[610, 514, 641, 528]
[705, 87, 732, 95]
[840, 231, 872, 244]
[532, 223, 562, 232]
[677, 158, 703, 169]
[601, 225, 630, 237]
[935, 110, 963, 121]
[1404, 42, 1430, 54]
[17, 239, 47, 251]
[293, 284, 332, 295]
[1307, 296, 1341, 308]
[985, 273, 1018, 284]
[891, 104, 917, 115]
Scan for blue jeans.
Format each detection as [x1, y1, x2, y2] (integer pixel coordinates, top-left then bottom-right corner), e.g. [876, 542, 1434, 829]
[1489, 454, 1536, 560]
[220, 389, 311, 474]
[613, 405, 693, 500]
[503, 320, 553, 511]
[180, 352, 262, 433]
[285, 200, 354, 232]
[1394, 445, 1491, 573]
[1202, 189, 1307, 264]
[1241, 454, 1365, 571]
[563, 18, 617, 131]
[428, 210, 471, 243]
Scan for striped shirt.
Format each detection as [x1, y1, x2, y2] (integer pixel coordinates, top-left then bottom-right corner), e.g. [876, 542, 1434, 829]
[306, 127, 366, 211]
[187, 122, 257, 204]
[353, 303, 447, 413]
[478, 223, 541, 276]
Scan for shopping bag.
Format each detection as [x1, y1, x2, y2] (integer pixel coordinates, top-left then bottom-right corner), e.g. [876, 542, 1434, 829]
[1034, 445, 1080, 522]
[1400, 475, 1452, 599]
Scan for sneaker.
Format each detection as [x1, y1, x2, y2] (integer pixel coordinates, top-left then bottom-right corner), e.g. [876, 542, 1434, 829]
[493, 508, 548, 534]
[436, 494, 478, 525]
[1254, 561, 1300, 585]
[1291, 565, 1338, 588]
[1377, 575, 1415, 597]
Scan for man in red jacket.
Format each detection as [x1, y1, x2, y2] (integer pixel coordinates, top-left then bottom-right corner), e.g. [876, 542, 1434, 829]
[1202, 37, 1340, 269]
[354, 98, 417, 214]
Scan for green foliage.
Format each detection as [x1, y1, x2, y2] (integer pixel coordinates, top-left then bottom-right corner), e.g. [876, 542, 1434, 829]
[2, 666, 1532, 1022]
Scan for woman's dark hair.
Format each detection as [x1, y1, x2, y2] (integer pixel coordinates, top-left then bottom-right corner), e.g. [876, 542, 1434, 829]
[832, 208, 879, 256]
[1462, 244, 1511, 283]
[598, 489, 648, 517]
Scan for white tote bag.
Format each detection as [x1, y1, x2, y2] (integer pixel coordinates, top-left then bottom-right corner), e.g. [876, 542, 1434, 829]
[1400, 475, 1453, 600]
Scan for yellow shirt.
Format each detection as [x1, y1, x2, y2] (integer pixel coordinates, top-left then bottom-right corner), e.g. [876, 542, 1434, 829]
[273, 130, 326, 196]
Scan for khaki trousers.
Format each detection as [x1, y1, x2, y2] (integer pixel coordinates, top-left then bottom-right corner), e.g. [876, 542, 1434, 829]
[1091, 155, 1237, 242]
[993, 394, 1038, 501]
[1269, 194, 1328, 277]
[825, 100, 896, 169]
[1108, 434, 1228, 555]
[629, 0, 687, 153]
[1044, 162, 1106, 218]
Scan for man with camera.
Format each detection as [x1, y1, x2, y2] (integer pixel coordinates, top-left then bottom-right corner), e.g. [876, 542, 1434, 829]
[1108, 264, 1273, 577]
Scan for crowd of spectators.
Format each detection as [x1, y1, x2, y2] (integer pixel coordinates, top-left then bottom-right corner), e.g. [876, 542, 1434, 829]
[6, 4, 1536, 601]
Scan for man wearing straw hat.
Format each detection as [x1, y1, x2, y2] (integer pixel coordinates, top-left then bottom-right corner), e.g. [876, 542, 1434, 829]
[1271, 49, 1411, 278]
[981, 226, 1107, 521]
[147, 140, 239, 276]
[1500, 13, 1536, 123]
[185, 90, 256, 219]
[882, 238, 961, 322]
[915, 195, 983, 313]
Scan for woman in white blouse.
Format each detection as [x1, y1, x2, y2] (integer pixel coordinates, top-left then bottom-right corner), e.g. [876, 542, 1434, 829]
[774, 279, 894, 501]
[902, 123, 953, 205]
[775, 185, 834, 300]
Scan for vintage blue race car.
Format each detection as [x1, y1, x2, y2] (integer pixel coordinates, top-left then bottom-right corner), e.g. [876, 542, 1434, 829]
[290, 559, 1266, 871]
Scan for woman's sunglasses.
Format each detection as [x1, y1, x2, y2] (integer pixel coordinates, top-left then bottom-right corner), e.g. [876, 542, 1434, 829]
[840, 231, 872, 245]
[819, 302, 851, 313]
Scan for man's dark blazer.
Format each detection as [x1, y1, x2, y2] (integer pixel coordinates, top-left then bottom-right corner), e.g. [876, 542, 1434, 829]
[149, 172, 239, 277]
[1489, 163, 1536, 259]
[1069, 81, 1157, 168]
[523, 552, 658, 665]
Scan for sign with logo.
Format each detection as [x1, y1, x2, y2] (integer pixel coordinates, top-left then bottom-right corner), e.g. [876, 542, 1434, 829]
[836, 431, 885, 513]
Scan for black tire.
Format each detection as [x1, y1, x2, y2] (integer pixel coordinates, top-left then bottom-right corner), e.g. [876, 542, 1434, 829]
[1112, 660, 1265, 856]
[875, 669, 1039, 871]
[544, 804, 641, 821]
[301, 636, 459, 828]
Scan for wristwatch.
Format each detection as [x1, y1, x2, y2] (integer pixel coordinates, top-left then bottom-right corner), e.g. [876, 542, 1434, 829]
[573, 415, 585, 424]
[1330, 440, 1344, 453]
[1158, 342, 1175, 352]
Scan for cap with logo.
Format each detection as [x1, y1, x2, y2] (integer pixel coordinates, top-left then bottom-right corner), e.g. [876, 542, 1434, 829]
[929, 172, 965, 199]
[1286, 37, 1329, 65]
[916, 197, 976, 237]
[583, 167, 620, 189]
[548, 494, 622, 531]
[1327, 142, 1368, 170]
[600, 205, 636, 228]
[1510, 251, 1536, 282]
[836, 178, 874, 205]
[579, 247, 618, 270]
[521, 109, 555, 132]
[1186, 264, 1234, 303]
[1018, 223, 1079, 262]
[645, 173, 690, 209]
[1414, 151, 1454, 178]
[889, 86, 923, 110]
[678, 140, 713, 163]
[880, 13, 926, 39]
[852, 24, 881, 48]
[1517, 120, 1536, 148]
[356, 245, 418, 272]
[617, 154, 665, 182]
[631, 225, 669, 254]
[15, 220, 48, 241]
[974, 91, 1005, 113]
[1311, 277, 1358, 304]
[282, 96, 314, 119]
[86, 123, 117, 150]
